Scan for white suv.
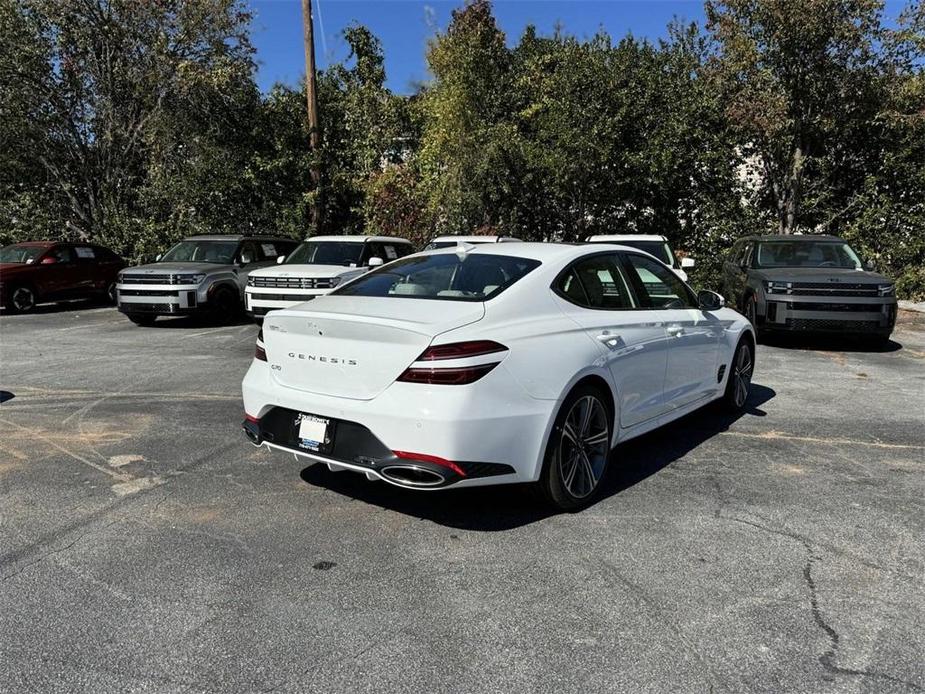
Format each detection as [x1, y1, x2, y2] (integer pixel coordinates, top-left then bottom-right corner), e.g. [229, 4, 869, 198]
[586, 234, 694, 282]
[245, 235, 414, 320]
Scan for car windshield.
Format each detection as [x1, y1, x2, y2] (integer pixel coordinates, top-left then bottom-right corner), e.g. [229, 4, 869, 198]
[160, 240, 239, 264]
[285, 241, 364, 266]
[754, 241, 862, 269]
[333, 252, 540, 302]
[0, 244, 47, 264]
[593, 240, 675, 267]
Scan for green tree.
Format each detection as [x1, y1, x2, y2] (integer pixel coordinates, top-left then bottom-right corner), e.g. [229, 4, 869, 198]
[706, 0, 888, 234]
[418, 0, 521, 234]
[0, 0, 257, 257]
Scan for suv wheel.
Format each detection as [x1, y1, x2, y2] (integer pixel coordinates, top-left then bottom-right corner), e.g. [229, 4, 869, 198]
[8, 286, 36, 313]
[744, 294, 757, 326]
[536, 384, 612, 511]
[211, 286, 240, 325]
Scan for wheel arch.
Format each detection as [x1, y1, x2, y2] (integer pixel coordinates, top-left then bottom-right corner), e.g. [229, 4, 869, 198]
[208, 278, 242, 300]
[532, 368, 620, 483]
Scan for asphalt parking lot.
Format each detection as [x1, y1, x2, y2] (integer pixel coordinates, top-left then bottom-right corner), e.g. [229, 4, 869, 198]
[0, 304, 923, 693]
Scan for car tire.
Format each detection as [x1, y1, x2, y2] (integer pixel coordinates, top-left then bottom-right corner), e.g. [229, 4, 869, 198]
[105, 281, 117, 305]
[7, 285, 37, 313]
[211, 287, 240, 325]
[127, 313, 157, 327]
[536, 384, 613, 511]
[722, 337, 754, 412]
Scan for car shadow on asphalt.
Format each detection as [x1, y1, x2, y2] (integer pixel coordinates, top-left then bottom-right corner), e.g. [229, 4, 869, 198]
[759, 333, 902, 353]
[130, 315, 256, 329]
[298, 384, 776, 531]
[0, 297, 113, 316]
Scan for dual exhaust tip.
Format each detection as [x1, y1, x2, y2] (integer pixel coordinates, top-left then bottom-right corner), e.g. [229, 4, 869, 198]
[380, 465, 446, 488]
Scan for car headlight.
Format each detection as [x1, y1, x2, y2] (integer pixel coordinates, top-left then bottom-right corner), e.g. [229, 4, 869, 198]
[176, 273, 205, 285]
[763, 280, 792, 295]
[329, 277, 342, 287]
[878, 284, 894, 297]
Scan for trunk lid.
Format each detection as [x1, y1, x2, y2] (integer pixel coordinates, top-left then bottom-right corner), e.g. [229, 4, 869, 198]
[262, 295, 485, 400]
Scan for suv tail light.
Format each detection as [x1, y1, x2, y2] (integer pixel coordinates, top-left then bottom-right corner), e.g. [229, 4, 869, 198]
[255, 328, 267, 361]
[397, 340, 507, 385]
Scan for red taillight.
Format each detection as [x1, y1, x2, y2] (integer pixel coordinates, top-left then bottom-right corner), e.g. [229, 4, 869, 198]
[397, 340, 507, 385]
[255, 328, 267, 361]
[393, 450, 466, 477]
[398, 362, 498, 385]
[417, 340, 507, 361]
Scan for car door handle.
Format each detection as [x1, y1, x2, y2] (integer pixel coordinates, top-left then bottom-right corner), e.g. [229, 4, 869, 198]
[666, 325, 684, 337]
[596, 331, 621, 348]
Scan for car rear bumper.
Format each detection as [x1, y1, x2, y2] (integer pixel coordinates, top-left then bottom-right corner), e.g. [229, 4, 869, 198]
[760, 296, 896, 335]
[241, 359, 555, 489]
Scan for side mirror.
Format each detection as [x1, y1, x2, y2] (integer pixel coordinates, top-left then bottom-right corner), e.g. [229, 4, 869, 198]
[681, 257, 695, 269]
[698, 290, 725, 311]
[367, 256, 384, 268]
[40, 256, 58, 265]
[276, 255, 286, 264]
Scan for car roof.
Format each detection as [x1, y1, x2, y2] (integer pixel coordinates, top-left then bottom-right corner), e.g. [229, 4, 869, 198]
[306, 235, 413, 244]
[742, 234, 846, 242]
[428, 235, 520, 243]
[425, 241, 649, 263]
[587, 234, 668, 243]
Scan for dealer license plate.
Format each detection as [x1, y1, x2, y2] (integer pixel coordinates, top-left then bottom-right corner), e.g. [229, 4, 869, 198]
[297, 414, 330, 452]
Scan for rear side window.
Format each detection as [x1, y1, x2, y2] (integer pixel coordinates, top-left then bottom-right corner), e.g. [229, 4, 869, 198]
[50, 246, 76, 263]
[258, 242, 279, 260]
[334, 253, 540, 302]
[623, 253, 695, 309]
[554, 254, 636, 309]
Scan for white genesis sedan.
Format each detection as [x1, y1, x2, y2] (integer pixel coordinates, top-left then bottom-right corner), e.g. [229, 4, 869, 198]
[242, 243, 755, 510]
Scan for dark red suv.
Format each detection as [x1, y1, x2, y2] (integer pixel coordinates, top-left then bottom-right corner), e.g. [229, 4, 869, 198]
[0, 241, 126, 313]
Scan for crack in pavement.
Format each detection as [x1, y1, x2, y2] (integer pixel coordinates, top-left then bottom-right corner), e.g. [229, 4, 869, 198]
[725, 514, 923, 691]
[1, 517, 123, 582]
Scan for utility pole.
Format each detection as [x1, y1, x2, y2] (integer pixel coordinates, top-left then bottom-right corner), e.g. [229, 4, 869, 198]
[301, 0, 322, 233]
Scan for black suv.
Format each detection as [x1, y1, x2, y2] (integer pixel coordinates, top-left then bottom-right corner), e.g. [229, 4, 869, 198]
[722, 234, 896, 340]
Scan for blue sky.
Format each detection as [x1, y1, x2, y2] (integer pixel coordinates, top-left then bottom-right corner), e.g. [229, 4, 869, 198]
[249, 0, 909, 94]
[249, 0, 711, 94]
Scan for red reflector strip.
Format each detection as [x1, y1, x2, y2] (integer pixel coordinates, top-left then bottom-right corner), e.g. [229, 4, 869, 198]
[393, 450, 466, 477]
[244, 413, 260, 423]
[255, 344, 267, 361]
[419, 340, 507, 361]
[397, 362, 498, 385]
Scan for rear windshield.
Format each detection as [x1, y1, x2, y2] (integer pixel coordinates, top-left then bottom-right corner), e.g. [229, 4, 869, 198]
[333, 253, 540, 302]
